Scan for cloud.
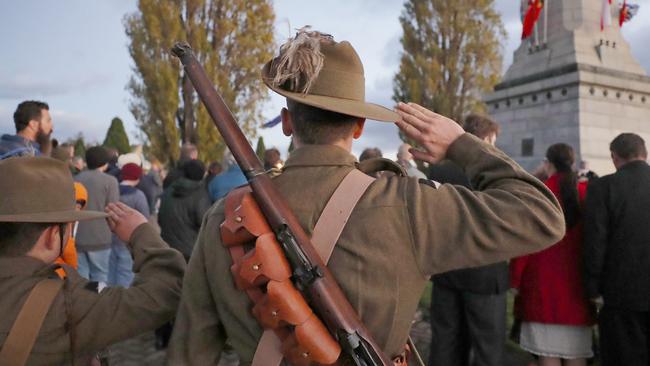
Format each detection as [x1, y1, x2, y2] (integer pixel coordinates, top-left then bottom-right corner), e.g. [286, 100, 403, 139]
[353, 122, 402, 160]
[0, 104, 14, 136]
[0, 73, 112, 99]
[621, 5, 650, 74]
[48, 109, 107, 144]
[382, 34, 402, 69]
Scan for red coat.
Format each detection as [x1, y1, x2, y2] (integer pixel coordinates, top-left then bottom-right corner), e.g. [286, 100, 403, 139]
[510, 174, 595, 326]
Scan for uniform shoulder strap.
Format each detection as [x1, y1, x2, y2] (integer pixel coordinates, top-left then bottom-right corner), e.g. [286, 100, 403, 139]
[0, 278, 64, 366]
[251, 168, 375, 366]
[310, 168, 375, 262]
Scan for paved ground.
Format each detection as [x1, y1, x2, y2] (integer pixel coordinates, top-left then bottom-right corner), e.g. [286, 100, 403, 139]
[109, 315, 534, 366]
[108, 331, 240, 366]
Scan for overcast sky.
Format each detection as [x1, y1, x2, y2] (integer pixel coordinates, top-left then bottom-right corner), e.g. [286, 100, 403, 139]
[1, 0, 649, 160]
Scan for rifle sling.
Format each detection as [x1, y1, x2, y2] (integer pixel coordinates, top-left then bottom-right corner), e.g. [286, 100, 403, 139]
[242, 168, 375, 366]
[0, 278, 64, 366]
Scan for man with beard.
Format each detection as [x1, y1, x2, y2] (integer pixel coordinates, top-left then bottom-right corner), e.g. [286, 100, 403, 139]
[0, 101, 53, 159]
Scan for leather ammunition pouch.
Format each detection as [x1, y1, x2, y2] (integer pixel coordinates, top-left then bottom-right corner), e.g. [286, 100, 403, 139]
[221, 169, 379, 365]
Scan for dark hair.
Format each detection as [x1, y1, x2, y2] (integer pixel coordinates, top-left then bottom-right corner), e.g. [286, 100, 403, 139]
[182, 159, 206, 181]
[0, 222, 53, 256]
[13, 101, 49, 133]
[610, 133, 647, 160]
[106, 147, 119, 165]
[85, 146, 111, 170]
[463, 114, 500, 140]
[286, 100, 358, 144]
[546, 143, 580, 228]
[359, 147, 383, 161]
[208, 161, 222, 175]
[264, 148, 281, 170]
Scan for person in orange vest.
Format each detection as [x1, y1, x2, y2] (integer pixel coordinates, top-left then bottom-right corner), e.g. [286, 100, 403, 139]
[54, 182, 87, 277]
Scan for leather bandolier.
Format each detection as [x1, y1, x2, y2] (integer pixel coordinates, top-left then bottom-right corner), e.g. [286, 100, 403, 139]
[220, 162, 411, 366]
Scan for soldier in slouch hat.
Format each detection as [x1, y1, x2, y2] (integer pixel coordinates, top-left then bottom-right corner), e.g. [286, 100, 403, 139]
[0, 157, 185, 365]
[168, 27, 565, 365]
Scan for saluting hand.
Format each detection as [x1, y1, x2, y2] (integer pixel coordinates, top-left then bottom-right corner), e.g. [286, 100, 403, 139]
[395, 102, 465, 163]
[105, 202, 148, 244]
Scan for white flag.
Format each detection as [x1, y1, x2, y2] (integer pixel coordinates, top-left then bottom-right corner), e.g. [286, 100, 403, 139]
[601, 0, 612, 30]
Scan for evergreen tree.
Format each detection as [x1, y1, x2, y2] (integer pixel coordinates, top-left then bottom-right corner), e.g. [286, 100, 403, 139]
[125, 0, 275, 164]
[103, 117, 131, 154]
[255, 136, 266, 161]
[393, 0, 506, 129]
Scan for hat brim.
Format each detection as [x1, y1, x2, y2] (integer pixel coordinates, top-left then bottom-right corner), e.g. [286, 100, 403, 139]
[0, 210, 108, 223]
[262, 64, 399, 123]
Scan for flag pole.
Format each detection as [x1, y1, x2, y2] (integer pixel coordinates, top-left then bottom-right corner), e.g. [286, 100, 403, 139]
[544, 0, 551, 46]
[534, 18, 539, 47]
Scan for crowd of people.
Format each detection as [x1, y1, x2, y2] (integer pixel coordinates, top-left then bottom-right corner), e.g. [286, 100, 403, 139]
[0, 27, 648, 366]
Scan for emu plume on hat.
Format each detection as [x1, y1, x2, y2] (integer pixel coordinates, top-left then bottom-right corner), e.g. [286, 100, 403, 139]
[0, 157, 107, 222]
[261, 27, 399, 122]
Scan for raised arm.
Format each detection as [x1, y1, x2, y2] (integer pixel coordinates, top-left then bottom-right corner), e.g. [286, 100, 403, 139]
[67, 203, 185, 352]
[396, 103, 565, 275]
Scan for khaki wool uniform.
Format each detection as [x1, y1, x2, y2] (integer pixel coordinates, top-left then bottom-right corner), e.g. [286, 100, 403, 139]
[0, 224, 186, 365]
[168, 134, 565, 365]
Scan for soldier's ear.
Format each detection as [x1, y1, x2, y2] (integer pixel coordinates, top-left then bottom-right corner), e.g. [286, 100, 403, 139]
[352, 118, 366, 139]
[281, 108, 293, 137]
[44, 225, 60, 251]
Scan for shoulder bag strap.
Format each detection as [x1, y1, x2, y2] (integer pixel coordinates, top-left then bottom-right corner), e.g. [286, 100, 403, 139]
[252, 169, 375, 366]
[0, 278, 64, 366]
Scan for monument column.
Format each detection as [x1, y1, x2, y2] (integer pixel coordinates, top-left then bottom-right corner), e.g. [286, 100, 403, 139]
[485, 0, 650, 174]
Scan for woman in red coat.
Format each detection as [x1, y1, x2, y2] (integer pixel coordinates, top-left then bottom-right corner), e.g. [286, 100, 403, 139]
[510, 143, 595, 366]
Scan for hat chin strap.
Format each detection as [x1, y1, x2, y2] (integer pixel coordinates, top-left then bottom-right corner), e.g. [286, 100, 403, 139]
[57, 224, 67, 259]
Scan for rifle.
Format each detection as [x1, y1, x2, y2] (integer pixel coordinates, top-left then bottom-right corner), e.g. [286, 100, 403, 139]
[171, 42, 392, 366]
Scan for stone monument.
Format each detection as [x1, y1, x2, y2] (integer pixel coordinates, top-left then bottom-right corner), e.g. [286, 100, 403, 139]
[485, 0, 650, 174]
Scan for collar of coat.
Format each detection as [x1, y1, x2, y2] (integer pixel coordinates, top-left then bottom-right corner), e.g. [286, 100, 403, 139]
[618, 159, 648, 171]
[284, 144, 357, 169]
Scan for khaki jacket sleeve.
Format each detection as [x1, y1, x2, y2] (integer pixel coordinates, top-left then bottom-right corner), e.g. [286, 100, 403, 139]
[67, 224, 185, 355]
[167, 204, 227, 365]
[407, 133, 565, 275]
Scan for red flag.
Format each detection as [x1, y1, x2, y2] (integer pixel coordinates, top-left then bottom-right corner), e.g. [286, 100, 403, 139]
[522, 0, 544, 39]
[620, 0, 628, 27]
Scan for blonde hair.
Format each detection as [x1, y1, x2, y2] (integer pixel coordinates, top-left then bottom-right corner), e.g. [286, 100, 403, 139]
[270, 26, 334, 94]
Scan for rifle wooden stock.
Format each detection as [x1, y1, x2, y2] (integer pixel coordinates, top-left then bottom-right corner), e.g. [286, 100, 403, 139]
[171, 42, 391, 366]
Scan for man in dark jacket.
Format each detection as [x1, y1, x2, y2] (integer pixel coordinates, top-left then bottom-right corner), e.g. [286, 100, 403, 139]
[163, 143, 198, 189]
[158, 160, 212, 261]
[583, 133, 650, 366]
[427, 114, 509, 366]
